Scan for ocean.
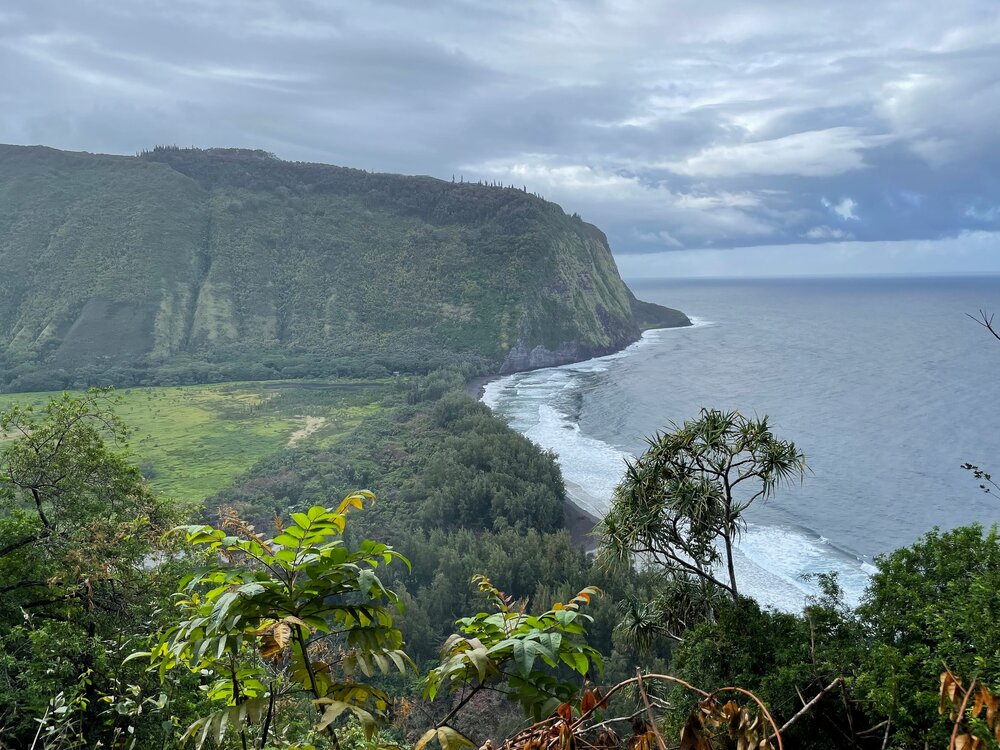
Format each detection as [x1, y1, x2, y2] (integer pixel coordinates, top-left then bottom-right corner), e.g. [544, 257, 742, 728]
[483, 275, 1000, 611]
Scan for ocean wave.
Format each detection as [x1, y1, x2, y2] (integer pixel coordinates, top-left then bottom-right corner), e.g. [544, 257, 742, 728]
[735, 524, 870, 609]
[483, 321, 874, 612]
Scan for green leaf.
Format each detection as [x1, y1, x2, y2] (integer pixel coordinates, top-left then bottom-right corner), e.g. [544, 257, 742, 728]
[466, 647, 489, 682]
[559, 650, 589, 675]
[511, 639, 540, 677]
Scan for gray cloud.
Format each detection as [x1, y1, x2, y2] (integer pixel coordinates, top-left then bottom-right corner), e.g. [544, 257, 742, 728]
[2, 0, 1000, 265]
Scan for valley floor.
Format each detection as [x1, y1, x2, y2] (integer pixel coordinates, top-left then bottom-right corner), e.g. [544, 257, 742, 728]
[0, 380, 389, 504]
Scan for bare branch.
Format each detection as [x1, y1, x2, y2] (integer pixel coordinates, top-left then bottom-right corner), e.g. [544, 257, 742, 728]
[768, 678, 842, 741]
[967, 309, 1000, 343]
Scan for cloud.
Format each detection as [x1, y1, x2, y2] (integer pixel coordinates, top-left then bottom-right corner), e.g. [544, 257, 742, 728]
[665, 128, 887, 178]
[804, 226, 853, 240]
[965, 204, 1000, 221]
[1, 0, 1000, 261]
[635, 230, 684, 248]
[822, 197, 860, 221]
[465, 156, 779, 243]
[616, 231, 1000, 278]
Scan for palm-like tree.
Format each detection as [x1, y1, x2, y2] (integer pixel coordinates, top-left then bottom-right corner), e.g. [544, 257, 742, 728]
[599, 408, 806, 601]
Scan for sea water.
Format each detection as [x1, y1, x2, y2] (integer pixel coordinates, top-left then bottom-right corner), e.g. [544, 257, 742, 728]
[483, 275, 1000, 611]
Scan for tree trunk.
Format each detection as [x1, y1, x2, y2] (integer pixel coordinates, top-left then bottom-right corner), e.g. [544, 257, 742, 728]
[723, 531, 739, 601]
[295, 625, 342, 750]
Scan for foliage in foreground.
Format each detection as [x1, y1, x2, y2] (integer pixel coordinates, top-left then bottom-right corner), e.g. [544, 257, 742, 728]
[3, 389, 1000, 750]
[423, 575, 603, 747]
[0, 389, 177, 745]
[135, 494, 412, 750]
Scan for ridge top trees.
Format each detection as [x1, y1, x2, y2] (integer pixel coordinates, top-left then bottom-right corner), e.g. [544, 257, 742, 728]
[600, 408, 805, 604]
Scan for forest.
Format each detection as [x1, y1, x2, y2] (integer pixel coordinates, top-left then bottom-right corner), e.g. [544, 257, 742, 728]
[1, 364, 997, 750]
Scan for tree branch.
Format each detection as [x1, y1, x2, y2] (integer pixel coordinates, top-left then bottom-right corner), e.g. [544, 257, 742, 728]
[636, 544, 734, 595]
[0, 580, 48, 595]
[968, 310, 1000, 343]
[0, 529, 50, 558]
[768, 678, 842, 741]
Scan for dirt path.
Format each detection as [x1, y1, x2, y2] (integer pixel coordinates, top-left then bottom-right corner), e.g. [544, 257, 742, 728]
[287, 415, 326, 446]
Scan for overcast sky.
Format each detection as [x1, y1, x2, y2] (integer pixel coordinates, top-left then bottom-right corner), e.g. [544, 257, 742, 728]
[2, 0, 1000, 276]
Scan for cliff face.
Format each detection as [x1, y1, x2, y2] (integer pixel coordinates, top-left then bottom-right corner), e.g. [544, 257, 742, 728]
[0, 144, 687, 390]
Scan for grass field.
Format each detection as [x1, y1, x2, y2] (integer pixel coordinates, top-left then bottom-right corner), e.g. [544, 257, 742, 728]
[0, 380, 390, 504]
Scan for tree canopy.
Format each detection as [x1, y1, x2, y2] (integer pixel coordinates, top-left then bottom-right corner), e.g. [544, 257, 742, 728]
[0, 389, 173, 743]
[600, 408, 805, 602]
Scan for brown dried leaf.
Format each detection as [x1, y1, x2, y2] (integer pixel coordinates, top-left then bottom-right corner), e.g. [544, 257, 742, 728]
[953, 733, 983, 750]
[679, 713, 712, 750]
[726, 704, 742, 738]
[630, 730, 654, 750]
[593, 728, 619, 750]
[982, 687, 999, 727]
[256, 621, 292, 660]
[595, 687, 608, 710]
[940, 672, 964, 719]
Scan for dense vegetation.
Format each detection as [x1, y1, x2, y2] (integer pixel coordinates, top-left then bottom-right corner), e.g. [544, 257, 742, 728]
[205, 372, 638, 667]
[2, 380, 997, 749]
[0, 144, 687, 392]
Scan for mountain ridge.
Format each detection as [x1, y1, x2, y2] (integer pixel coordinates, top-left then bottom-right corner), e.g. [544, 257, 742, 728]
[0, 144, 688, 391]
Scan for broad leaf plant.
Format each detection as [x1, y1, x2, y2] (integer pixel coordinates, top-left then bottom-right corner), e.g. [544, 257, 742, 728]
[131, 492, 412, 750]
[420, 575, 603, 750]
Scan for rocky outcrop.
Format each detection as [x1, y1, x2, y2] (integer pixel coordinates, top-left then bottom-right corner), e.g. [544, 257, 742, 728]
[499, 341, 602, 374]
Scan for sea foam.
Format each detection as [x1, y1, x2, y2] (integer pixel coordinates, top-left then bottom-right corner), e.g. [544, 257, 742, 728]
[483, 322, 871, 611]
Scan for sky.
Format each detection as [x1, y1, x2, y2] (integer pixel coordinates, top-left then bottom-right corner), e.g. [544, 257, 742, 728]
[2, 0, 1000, 276]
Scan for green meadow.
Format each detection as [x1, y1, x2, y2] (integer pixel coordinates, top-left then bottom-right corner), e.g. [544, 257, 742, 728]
[0, 381, 390, 504]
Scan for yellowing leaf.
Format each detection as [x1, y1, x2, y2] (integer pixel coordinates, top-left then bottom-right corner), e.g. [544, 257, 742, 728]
[436, 726, 475, 750]
[414, 729, 438, 750]
[315, 700, 349, 732]
[255, 621, 292, 660]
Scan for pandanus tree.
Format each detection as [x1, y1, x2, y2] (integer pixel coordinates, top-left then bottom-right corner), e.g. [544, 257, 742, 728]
[600, 409, 805, 603]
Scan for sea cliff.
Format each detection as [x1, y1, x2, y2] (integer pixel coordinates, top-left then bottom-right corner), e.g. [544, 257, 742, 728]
[0, 144, 688, 390]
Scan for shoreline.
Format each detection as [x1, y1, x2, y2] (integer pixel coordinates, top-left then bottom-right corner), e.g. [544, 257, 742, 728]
[468, 319, 693, 552]
[465, 374, 501, 401]
[468, 371, 602, 549]
[564, 500, 601, 551]
[465, 318, 692, 401]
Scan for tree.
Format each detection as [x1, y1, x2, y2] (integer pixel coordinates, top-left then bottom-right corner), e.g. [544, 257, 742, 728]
[855, 524, 1000, 748]
[0, 389, 172, 744]
[599, 409, 805, 602]
[963, 309, 999, 495]
[136, 493, 413, 750]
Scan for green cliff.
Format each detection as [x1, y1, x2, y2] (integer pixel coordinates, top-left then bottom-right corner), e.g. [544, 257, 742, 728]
[0, 145, 687, 390]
